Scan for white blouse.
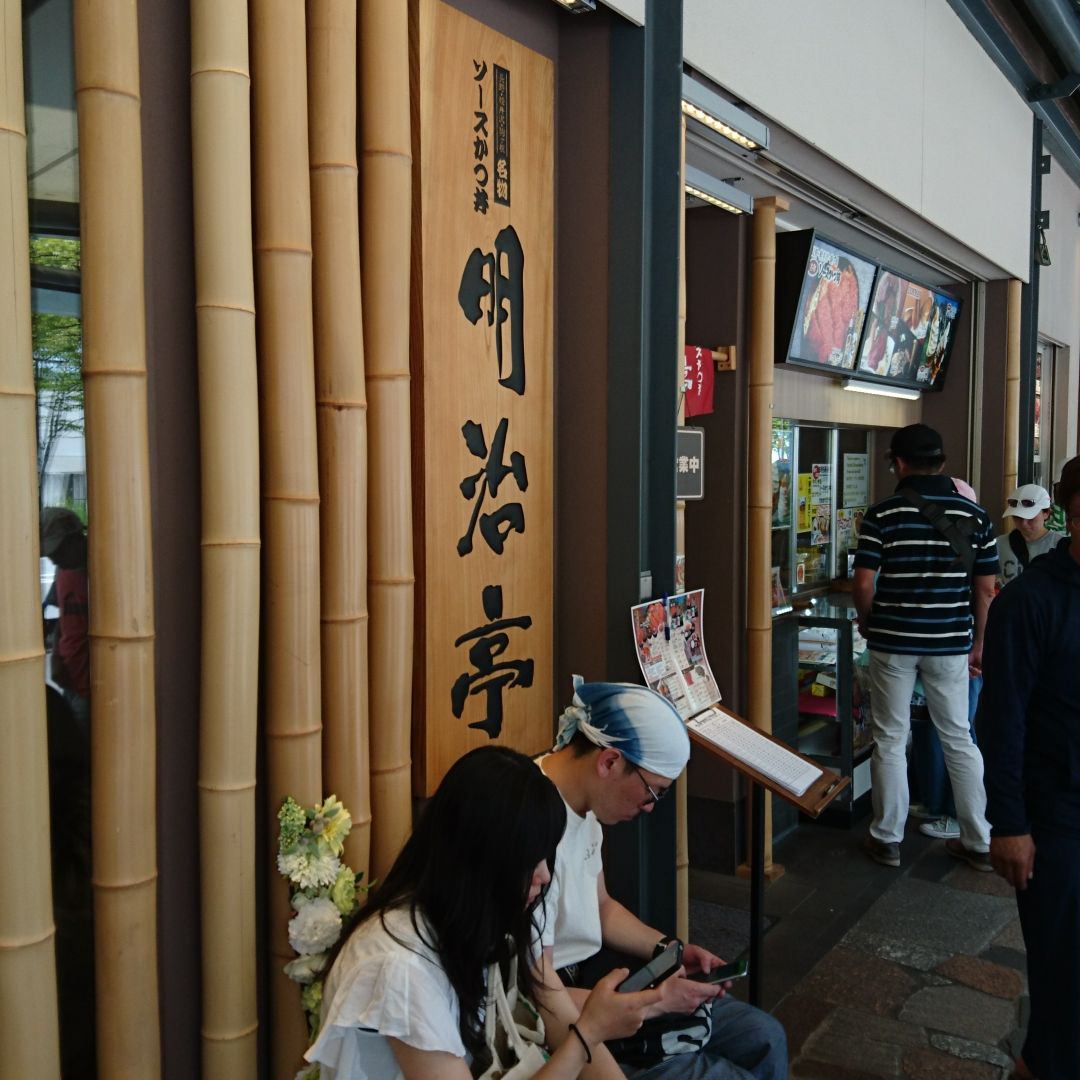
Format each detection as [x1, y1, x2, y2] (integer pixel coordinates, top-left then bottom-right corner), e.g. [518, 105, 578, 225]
[305, 907, 468, 1079]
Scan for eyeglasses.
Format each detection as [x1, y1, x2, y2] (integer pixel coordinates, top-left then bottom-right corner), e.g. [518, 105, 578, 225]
[631, 764, 669, 806]
[1007, 498, 1043, 509]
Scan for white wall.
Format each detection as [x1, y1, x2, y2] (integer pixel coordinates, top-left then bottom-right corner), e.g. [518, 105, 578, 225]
[683, 0, 1032, 280]
[1039, 158, 1080, 464]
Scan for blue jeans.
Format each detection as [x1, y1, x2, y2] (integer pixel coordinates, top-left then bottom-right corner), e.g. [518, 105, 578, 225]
[910, 674, 982, 818]
[627, 995, 787, 1080]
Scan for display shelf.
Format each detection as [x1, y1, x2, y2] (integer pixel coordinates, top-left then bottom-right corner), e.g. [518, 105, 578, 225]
[791, 596, 870, 818]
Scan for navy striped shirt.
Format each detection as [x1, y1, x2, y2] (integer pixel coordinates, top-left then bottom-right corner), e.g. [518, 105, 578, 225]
[853, 475, 999, 655]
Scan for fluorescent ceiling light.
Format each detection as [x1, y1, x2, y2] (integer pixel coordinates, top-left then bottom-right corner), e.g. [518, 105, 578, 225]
[842, 379, 920, 401]
[549, 0, 595, 11]
[682, 74, 769, 152]
[684, 165, 753, 215]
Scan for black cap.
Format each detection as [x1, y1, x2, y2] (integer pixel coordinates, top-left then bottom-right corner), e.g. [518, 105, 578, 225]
[1054, 455, 1080, 509]
[888, 423, 944, 461]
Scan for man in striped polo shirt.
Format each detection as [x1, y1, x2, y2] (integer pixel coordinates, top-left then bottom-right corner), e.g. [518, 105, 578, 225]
[853, 423, 997, 870]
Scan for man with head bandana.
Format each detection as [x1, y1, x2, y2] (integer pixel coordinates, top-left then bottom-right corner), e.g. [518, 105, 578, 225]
[531, 677, 787, 1079]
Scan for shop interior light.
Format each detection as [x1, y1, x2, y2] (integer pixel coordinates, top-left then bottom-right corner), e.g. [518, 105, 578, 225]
[682, 74, 770, 152]
[684, 165, 754, 215]
[549, 0, 596, 12]
[842, 379, 921, 401]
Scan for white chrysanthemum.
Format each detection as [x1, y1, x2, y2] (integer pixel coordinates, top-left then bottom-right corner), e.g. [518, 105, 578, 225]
[284, 950, 329, 985]
[278, 851, 309, 885]
[289, 897, 342, 955]
[279, 849, 341, 891]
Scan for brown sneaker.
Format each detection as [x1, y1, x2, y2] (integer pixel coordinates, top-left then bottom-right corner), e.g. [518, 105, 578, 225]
[945, 838, 993, 872]
[863, 835, 900, 867]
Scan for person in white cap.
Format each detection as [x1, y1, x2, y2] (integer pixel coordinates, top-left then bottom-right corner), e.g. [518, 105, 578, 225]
[531, 677, 787, 1079]
[996, 484, 1059, 588]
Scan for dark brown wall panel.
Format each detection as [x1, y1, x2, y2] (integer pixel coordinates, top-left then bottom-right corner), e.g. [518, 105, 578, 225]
[139, 0, 201, 1073]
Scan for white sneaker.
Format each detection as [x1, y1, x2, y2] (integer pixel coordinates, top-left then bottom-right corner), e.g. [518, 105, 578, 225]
[919, 817, 960, 840]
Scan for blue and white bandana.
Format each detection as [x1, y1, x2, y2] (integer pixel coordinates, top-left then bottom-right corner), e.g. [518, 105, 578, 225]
[553, 675, 690, 780]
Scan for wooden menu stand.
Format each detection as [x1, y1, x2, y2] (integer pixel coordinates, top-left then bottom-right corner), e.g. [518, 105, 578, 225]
[687, 704, 849, 1006]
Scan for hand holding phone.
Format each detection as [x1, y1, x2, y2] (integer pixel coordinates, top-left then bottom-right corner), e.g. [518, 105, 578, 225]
[688, 957, 749, 984]
[616, 940, 683, 993]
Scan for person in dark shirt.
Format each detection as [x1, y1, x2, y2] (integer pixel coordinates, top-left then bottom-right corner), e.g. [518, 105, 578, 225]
[978, 457, 1080, 1080]
[852, 424, 997, 871]
[40, 508, 90, 723]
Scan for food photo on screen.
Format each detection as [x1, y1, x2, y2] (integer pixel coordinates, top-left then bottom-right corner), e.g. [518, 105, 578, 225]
[788, 237, 876, 370]
[914, 292, 961, 388]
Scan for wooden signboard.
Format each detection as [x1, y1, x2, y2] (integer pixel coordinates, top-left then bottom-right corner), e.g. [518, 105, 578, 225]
[414, 0, 554, 794]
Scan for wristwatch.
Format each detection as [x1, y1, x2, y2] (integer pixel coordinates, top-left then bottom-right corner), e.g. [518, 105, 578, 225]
[652, 935, 683, 959]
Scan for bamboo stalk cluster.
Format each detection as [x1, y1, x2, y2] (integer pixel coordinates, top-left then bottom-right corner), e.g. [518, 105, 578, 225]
[0, 0, 61, 1070]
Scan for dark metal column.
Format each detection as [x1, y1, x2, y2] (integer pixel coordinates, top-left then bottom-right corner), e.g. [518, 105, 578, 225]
[1018, 117, 1043, 485]
[603, 0, 684, 931]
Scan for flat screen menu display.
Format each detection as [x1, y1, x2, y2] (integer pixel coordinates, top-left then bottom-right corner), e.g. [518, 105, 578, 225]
[856, 270, 962, 389]
[787, 237, 878, 372]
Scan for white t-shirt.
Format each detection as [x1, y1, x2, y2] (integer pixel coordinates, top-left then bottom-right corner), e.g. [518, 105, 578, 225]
[305, 906, 467, 1079]
[538, 758, 604, 970]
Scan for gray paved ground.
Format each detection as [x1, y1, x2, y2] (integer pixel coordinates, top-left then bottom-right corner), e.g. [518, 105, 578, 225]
[690, 823, 1028, 1079]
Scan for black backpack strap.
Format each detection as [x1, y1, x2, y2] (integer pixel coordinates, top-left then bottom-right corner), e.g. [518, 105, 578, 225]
[900, 486, 978, 575]
[1007, 527, 1029, 569]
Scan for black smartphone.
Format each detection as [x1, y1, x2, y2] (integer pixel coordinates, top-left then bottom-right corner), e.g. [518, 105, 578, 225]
[616, 940, 684, 993]
[688, 957, 749, 984]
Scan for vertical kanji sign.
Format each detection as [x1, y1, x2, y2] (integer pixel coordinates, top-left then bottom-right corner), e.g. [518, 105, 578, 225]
[415, 0, 553, 793]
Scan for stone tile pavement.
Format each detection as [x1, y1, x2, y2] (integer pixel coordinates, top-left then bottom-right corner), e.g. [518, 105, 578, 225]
[774, 854, 1027, 1079]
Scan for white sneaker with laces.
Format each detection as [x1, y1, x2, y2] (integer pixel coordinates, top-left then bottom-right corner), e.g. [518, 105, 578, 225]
[919, 817, 960, 840]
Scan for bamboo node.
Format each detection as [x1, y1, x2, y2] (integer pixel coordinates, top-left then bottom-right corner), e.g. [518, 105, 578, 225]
[190, 65, 251, 80]
[0, 122, 28, 138]
[369, 575, 416, 586]
[365, 372, 411, 383]
[315, 397, 368, 410]
[310, 162, 359, 175]
[92, 871, 160, 890]
[196, 301, 257, 316]
[361, 148, 413, 164]
[0, 647, 46, 666]
[266, 723, 323, 738]
[0, 924, 57, 949]
[201, 537, 261, 550]
[262, 492, 320, 505]
[253, 244, 313, 258]
[197, 779, 257, 793]
[369, 760, 412, 778]
[88, 631, 156, 644]
[202, 1020, 260, 1041]
[320, 612, 369, 626]
[0, 385, 38, 398]
[81, 367, 148, 379]
[75, 84, 141, 105]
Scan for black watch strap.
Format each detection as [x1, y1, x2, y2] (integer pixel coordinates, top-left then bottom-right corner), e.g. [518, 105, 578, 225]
[652, 935, 682, 959]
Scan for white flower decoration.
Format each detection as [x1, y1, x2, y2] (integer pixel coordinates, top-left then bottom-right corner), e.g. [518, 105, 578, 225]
[283, 950, 329, 985]
[289, 897, 343, 956]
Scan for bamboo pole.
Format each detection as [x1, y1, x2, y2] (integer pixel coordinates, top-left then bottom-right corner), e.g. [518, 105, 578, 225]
[746, 196, 788, 879]
[1003, 278, 1022, 511]
[359, 0, 414, 879]
[73, 1, 162, 1074]
[309, 0, 371, 881]
[675, 117, 689, 943]
[0, 1, 62, 1070]
[191, 0, 261, 1074]
[250, 1, 324, 1073]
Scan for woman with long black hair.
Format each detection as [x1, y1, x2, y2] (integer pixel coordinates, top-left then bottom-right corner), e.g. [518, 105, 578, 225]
[306, 745, 659, 1078]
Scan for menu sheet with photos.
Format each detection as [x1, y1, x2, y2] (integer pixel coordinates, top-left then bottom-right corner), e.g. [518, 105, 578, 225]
[630, 589, 722, 720]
